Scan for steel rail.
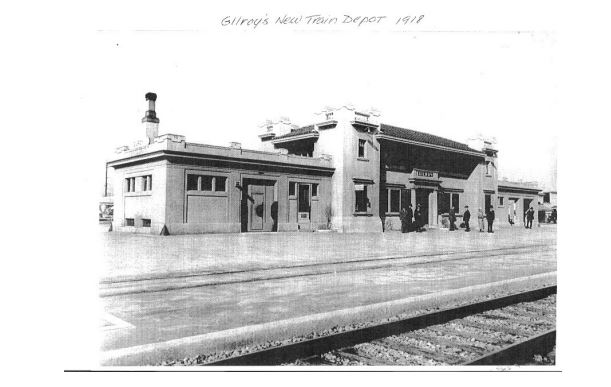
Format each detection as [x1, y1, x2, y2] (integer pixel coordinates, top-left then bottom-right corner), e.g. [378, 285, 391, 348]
[205, 285, 556, 366]
[463, 329, 556, 365]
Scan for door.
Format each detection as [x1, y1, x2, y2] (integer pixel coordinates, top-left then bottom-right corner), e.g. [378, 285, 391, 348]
[297, 184, 311, 223]
[523, 198, 533, 224]
[243, 178, 277, 232]
[415, 188, 430, 225]
[249, 184, 265, 231]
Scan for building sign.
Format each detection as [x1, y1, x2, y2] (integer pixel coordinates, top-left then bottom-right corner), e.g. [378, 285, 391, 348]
[412, 169, 438, 180]
[354, 184, 365, 191]
[417, 170, 434, 177]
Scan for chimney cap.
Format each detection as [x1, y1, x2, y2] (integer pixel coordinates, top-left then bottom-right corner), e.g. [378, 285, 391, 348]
[145, 92, 157, 101]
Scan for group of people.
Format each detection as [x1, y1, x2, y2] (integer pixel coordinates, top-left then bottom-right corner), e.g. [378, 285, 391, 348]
[507, 206, 536, 229]
[399, 202, 537, 233]
[398, 203, 427, 233]
[449, 205, 496, 233]
[399, 204, 498, 234]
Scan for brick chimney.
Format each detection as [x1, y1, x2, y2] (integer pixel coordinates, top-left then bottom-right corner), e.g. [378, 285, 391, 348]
[142, 92, 159, 144]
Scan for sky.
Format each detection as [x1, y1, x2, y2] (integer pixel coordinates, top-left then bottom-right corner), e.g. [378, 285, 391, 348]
[89, 1, 558, 192]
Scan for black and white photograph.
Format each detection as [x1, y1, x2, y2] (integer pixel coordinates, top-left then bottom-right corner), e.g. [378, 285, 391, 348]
[13, 0, 605, 381]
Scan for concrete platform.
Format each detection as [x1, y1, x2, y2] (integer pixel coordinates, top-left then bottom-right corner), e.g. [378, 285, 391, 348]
[101, 224, 556, 282]
[101, 272, 556, 366]
[99, 226, 556, 365]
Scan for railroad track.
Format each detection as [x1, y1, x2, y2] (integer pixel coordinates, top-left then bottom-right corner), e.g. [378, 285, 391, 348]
[101, 244, 555, 297]
[201, 286, 556, 366]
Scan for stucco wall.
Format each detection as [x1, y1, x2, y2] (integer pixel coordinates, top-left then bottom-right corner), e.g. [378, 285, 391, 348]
[111, 160, 168, 234]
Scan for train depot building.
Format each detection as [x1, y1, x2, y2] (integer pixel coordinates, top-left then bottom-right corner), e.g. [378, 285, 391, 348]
[106, 93, 541, 234]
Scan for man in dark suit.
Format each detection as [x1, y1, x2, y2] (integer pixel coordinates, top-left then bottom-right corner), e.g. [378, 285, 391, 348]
[399, 207, 408, 233]
[449, 206, 457, 231]
[414, 204, 423, 232]
[486, 206, 495, 233]
[406, 203, 414, 232]
[526, 206, 535, 229]
[463, 205, 471, 232]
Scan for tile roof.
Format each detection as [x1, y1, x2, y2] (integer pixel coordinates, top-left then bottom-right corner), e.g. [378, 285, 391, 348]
[272, 125, 317, 140]
[379, 124, 483, 153]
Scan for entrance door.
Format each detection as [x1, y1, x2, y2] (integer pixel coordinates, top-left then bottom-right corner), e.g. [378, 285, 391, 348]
[523, 198, 533, 224]
[297, 184, 311, 224]
[242, 178, 277, 232]
[249, 185, 265, 231]
[415, 188, 431, 225]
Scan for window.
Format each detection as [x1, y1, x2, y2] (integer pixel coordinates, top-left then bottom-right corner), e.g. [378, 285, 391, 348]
[387, 188, 401, 213]
[125, 177, 136, 192]
[358, 139, 366, 158]
[215, 176, 226, 192]
[187, 174, 227, 192]
[125, 218, 134, 226]
[142, 219, 151, 227]
[289, 182, 296, 196]
[126, 175, 151, 192]
[187, 174, 198, 190]
[452, 194, 460, 212]
[141, 175, 152, 191]
[201, 176, 213, 191]
[486, 161, 492, 175]
[438, 192, 460, 214]
[355, 184, 370, 213]
[312, 183, 318, 198]
[499, 196, 504, 206]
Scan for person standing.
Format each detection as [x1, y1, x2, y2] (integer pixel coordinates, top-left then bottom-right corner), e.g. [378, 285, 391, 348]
[449, 206, 457, 231]
[478, 208, 485, 232]
[463, 206, 471, 232]
[399, 207, 408, 233]
[526, 206, 535, 229]
[486, 206, 495, 233]
[414, 204, 423, 232]
[407, 203, 414, 232]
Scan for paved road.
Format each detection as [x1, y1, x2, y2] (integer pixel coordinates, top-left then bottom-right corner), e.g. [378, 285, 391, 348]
[101, 233, 556, 352]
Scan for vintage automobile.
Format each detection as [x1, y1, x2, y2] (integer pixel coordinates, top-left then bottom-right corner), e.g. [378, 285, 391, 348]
[99, 201, 114, 221]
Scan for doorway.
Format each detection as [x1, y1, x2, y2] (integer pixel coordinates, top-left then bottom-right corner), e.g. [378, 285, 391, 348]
[240, 178, 277, 232]
[415, 188, 431, 225]
[523, 198, 533, 224]
[485, 194, 492, 214]
[297, 183, 311, 223]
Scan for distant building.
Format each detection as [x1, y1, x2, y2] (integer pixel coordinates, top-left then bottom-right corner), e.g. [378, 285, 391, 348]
[105, 93, 541, 234]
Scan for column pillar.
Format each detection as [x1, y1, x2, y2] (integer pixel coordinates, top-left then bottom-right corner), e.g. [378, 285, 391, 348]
[429, 189, 438, 226]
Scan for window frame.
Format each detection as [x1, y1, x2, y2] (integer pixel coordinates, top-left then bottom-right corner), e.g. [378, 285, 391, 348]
[186, 173, 228, 194]
[311, 183, 319, 199]
[438, 192, 461, 214]
[125, 177, 136, 193]
[357, 139, 367, 159]
[354, 183, 371, 215]
[288, 181, 297, 198]
[485, 161, 492, 176]
[386, 187, 402, 214]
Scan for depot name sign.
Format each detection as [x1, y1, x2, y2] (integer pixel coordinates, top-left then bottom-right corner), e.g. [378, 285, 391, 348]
[412, 169, 438, 180]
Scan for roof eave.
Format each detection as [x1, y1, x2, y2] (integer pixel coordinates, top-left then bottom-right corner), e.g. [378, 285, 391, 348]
[376, 134, 485, 157]
[271, 132, 319, 144]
